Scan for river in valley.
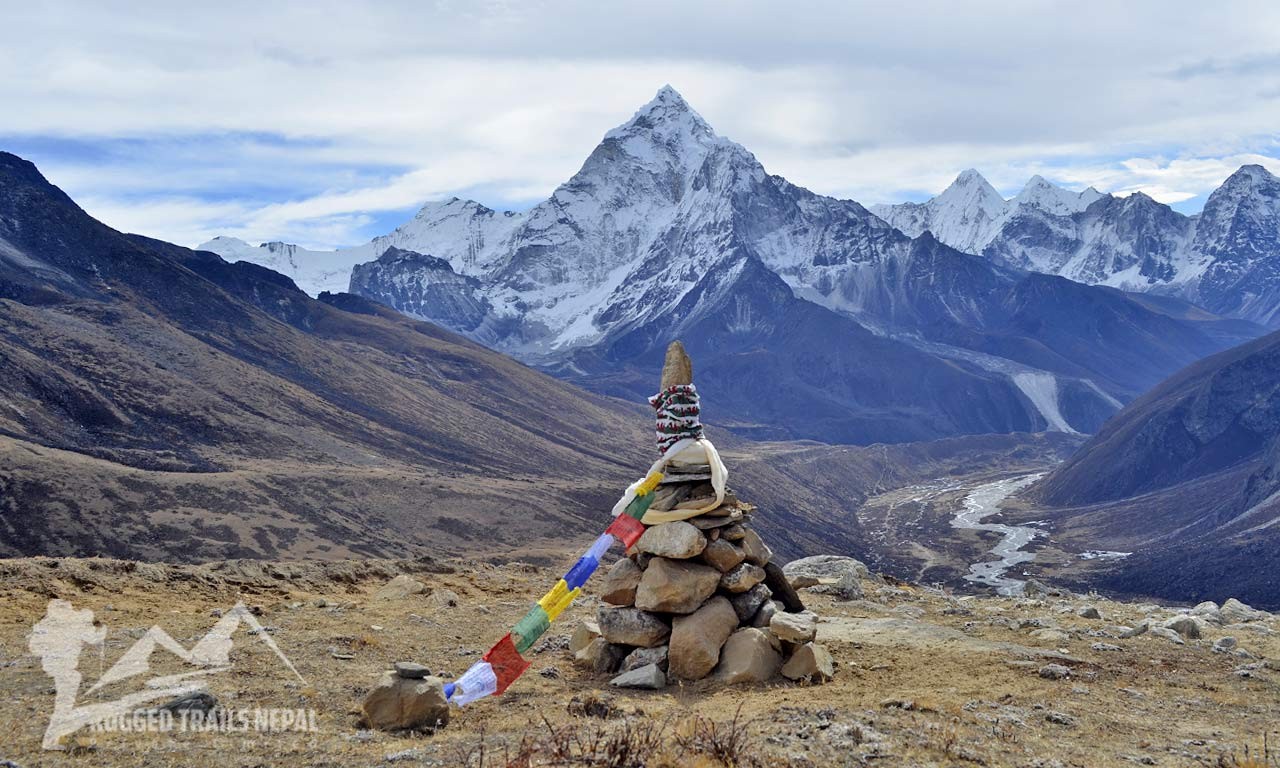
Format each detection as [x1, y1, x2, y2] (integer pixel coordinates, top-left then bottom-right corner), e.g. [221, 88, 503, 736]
[949, 473, 1044, 596]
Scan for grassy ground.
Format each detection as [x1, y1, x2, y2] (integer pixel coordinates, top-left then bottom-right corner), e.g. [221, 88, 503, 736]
[0, 556, 1276, 767]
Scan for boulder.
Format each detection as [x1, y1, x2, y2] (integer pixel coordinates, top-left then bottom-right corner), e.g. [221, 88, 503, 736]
[770, 611, 818, 644]
[1030, 628, 1071, 645]
[1190, 601, 1224, 624]
[1077, 606, 1103, 620]
[600, 558, 643, 606]
[729, 584, 772, 623]
[740, 529, 773, 566]
[374, 574, 427, 601]
[1038, 664, 1071, 680]
[573, 638, 628, 673]
[669, 596, 738, 680]
[1221, 598, 1269, 624]
[1213, 637, 1238, 653]
[635, 558, 721, 614]
[610, 663, 666, 690]
[782, 555, 868, 589]
[701, 539, 747, 572]
[636, 521, 707, 559]
[1118, 620, 1150, 639]
[361, 672, 450, 731]
[714, 628, 782, 684]
[1163, 615, 1203, 639]
[720, 563, 766, 593]
[621, 645, 669, 673]
[570, 620, 601, 653]
[597, 607, 671, 647]
[780, 643, 834, 683]
[426, 589, 460, 609]
[1149, 626, 1186, 645]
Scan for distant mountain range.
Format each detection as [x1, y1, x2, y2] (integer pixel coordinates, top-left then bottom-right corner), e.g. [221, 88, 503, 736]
[873, 164, 1280, 328]
[1032, 328, 1280, 608]
[204, 87, 1263, 444]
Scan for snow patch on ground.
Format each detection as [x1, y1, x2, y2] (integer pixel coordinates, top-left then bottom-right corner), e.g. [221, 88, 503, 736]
[1011, 372, 1078, 434]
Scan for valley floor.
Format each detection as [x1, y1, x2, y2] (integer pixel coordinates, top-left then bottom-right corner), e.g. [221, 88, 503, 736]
[0, 556, 1276, 767]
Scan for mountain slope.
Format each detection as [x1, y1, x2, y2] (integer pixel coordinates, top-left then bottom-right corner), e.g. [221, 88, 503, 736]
[874, 166, 1280, 329]
[295, 88, 1260, 443]
[1031, 329, 1280, 607]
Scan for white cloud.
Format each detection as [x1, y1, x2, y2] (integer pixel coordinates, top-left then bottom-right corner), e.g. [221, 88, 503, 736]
[4, 1, 1280, 247]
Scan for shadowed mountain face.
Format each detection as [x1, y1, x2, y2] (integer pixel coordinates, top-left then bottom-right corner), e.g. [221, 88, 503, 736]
[1032, 330, 1280, 608]
[278, 88, 1262, 445]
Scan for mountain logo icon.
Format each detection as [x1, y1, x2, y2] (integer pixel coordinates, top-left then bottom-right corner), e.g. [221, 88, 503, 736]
[28, 599, 305, 750]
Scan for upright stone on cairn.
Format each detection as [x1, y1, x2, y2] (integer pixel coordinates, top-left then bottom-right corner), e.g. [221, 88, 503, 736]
[577, 340, 835, 689]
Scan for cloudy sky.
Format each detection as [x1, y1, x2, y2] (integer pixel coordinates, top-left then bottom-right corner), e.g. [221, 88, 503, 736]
[4, 0, 1279, 249]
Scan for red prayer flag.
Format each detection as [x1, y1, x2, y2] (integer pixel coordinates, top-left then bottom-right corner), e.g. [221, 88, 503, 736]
[605, 514, 645, 549]
[482, 634, 530, 694]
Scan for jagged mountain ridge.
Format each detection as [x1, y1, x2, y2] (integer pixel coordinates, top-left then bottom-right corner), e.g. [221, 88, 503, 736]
[202, 87, 1262, 443]
[874, 165, 1280, 328]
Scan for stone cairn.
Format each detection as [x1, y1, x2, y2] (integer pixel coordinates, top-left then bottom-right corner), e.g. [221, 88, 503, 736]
[569, 342, 835, 690]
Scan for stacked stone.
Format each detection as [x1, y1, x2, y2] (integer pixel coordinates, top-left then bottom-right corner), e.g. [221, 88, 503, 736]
[571, 476, 834, 689]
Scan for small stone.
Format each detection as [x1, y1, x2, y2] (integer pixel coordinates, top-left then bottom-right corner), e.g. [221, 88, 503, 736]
[1077, 606, 1103, 620]
[1030, 628, 1071, 644]
[361, 672, 450, 732]
[635, 521, 707, 559]
[740, 528, 773, 566]
[1149, 626, 1185, 645]
[669, 596, 738, 681]
[1213, 636, 1238, 653]
[701, 539, 746, 572]
[621, 645, 669, 673]
[770, 611, 818, 644]
[729, 584, 773, 623]
[573, 638, 627, 674]
[751, 600, 779, 628]
[610, 663, 666, 690]
[597, 607, 670, 648]
[1163, 616, 1203, 639]
[1090, 642, 1122, 652]
[721, 524, 747, 541]
[714, 628, 782, 684]
[720, 563, 766, 593]
[1119, 620, 1150, 639]
[1045, 711, 1077, 727]
[635, 558, 721, 614]
[600, 558, 643, 606]
[570, 620, 601, 653]
[374, 574, 426, 601]
[394, 662, 430, 679]
[427, 589, 460, 609]
[539, 666, 561, 679]
[1039, 664, 1071, 680]
[156, 691, 218, 713]
[780, 642, 834, 682]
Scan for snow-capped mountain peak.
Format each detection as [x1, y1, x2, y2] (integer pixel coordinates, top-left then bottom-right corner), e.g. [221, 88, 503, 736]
[1013, 175, 1105, 215]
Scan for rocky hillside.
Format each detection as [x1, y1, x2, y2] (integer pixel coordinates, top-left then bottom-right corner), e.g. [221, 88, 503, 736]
[0, 554, 1274, 765]
[875, 165, 1280, 329]
[1029, 329, 1280, 608]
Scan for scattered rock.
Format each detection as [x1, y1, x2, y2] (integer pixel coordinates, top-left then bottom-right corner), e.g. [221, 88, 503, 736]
[669, 596, 738, 680]
[635, 558, 721, 614]
[394, 662, 430, 680]
[426, 589, 459, 609]
[1149, 626, 1186, 645]
[539, 666, 561, 679]
[1077, 606, 1103, 620]
[1190, 601, 1223, 624]
[610, 663, 666, 690]
[1221, 598, 1269, 624]
[782, 555, 867, 589]
[361, 672, 449, 732]
[701, 539, 747, 572]
[714, 628, 782, 684]
[771, 610, 819, 644]
[1044, 711, 1077, 727]
[1119, 620, 1150, 639]
[374, 574, 427, 601]
[597, 607, 671, 647]
[621, 645, 669, 673]
[719, 563, 766, 593]
[780, 642, 835, 682]
[635, 522, 707, 559]
[573, 638, 628, 674]
[570, 620, 601, 653]
[566, 693, 620, 719]
[1090, 642, 1122, 652]
[1030, 628, 1071, 645]
[156, 691, 218, 714]
[600, 558, 643, 606]
[1038, 664, 1071, 680]
[1213, 637, 1238, 653]
[1163, 616, 1203, 639]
